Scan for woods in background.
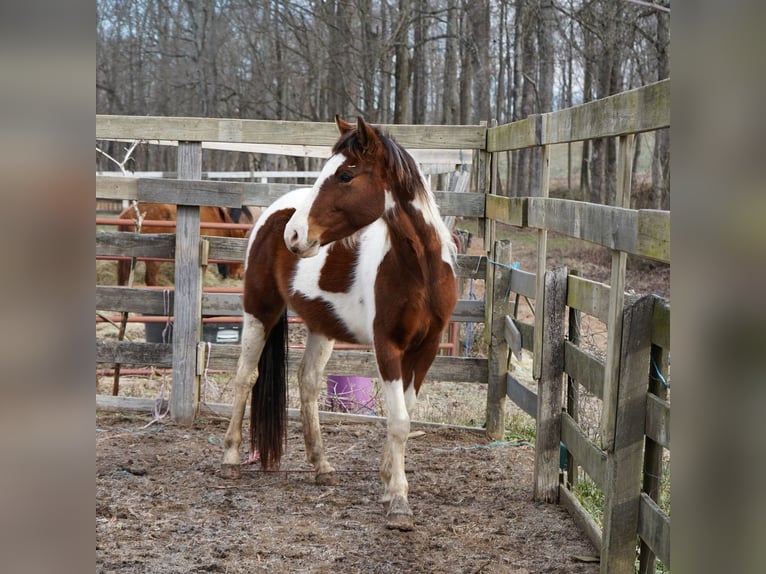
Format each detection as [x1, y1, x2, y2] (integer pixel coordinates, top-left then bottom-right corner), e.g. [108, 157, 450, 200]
[97, 0, 669, 207]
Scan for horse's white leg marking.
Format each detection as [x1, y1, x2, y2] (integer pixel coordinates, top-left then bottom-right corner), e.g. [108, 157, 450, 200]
[298, 331, 337, 483]
[221, 313, 266, 476]
[404, 376, 418, 416]
[380, 377, 413, 527]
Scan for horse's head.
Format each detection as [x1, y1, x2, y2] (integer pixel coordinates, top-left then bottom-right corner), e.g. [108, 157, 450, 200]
[284, 116, 395, 258]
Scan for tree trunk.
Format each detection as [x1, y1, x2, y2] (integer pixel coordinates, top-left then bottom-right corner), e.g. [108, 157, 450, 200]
[467, 0, 490, 124]
[653, 3, 670, 210]
[394, 0, 412, 123]
[411, 0, 427, 124]
[441, 0, 459, 125]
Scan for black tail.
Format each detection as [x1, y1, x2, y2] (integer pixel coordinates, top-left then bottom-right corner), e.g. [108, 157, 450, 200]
[250, 311, 288, 470]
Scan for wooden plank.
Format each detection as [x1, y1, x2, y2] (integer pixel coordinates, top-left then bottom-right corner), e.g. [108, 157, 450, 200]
[651, 297, 670, 350]
[97, 395, 487, 433]
[485, 115, 540, 152]
[567, 275, 611, 324]
[645, 393, 670, 450]
[96, 115, 486, 149]
[484, 194, 527, 227]
[96, 117, 341, 146]
[451, 300, 485, 323]
[637, 210, 671, 263]
[433, 191, 486, 217]
[560, 485, 603, 553]
[96, 340, 172, 367]
[170, 142, 203, 423]
[96, 232, 175, 259]
[97, 286, 175, 315]
[138, 178, 244, 208]
[96, 175, 138, 200]
[600, 296, 654, 574]
[505, 374, 537, 419]
[203, 345, 487, 383]
[199, 292, 485, 323]
[638, 493, 671, 568]
[509, 267, 536, 299]
[97, 395, 166, 412]
[516, 321, 535, 352]
[454, 255, 486, 279]
[242, 183, 298, 206]
[206, 236, 248, 263]
[504, 316, 523, 360]
[542, 79, 670, 144]
[561, 413, 607, 489]
[201, 292, 243, 317]
[485, 240, 512, 439]
[533, 266, 567, 503]
[526, 198, 670, 263]
[98, 177, 489, 219]
[564, 341, 605, 399]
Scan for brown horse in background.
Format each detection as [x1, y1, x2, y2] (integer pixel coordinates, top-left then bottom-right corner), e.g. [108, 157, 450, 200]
[116, 203, 254, 286]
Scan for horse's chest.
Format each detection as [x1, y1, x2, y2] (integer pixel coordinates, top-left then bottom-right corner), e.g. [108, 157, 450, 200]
[289, 240, 384, 345]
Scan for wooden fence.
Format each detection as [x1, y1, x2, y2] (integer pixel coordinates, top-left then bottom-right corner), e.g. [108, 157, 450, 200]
[96, 78, 670, 574]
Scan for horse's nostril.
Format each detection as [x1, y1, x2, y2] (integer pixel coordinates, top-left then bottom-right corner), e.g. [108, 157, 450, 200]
[290, 230, 299, 244]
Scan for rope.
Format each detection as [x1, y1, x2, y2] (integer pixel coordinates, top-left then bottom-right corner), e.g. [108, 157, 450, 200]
[464, 278, 477, 355]
[140, 377, 170, 429]
[652, 356, 670, 389]
[161, 289, 172, 343]
[201, 341, 218, 402]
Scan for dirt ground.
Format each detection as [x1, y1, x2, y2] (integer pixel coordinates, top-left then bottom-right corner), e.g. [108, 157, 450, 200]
[96, 411, 600, 573]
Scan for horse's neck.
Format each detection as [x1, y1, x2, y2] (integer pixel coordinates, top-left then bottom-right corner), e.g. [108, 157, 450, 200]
[385, 195, 451, 271]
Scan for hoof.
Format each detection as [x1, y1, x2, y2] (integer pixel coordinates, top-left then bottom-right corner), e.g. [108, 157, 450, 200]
[315, 471, 339, 486]
[384, 496, 414, 531]
[220, 463, 241, 479]
[385, 512, 414, 531]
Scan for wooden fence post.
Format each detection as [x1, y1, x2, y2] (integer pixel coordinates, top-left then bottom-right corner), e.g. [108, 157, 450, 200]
[533, 265, 567, 503]
[484, 239, 512, 440]
[638, 296, 670, 574]
[566, 270, 581, 489]
[532, 140, 551, 381]
[600, 295, 654, 573]
[171, 141, 203, 423]
[600, 134, 635, 450]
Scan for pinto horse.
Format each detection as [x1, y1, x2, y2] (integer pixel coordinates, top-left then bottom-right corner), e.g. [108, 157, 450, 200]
[221, 116, 458, 531]
[116, 204, 254, 286]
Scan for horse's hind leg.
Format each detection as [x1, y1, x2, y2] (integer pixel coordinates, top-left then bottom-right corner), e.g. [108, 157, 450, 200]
[298, 331, 337, 485]
[144, 261, 160, 286]
[221, 313, 266, 478]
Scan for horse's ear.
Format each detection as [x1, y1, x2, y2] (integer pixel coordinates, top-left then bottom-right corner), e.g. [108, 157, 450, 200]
[355, 116, 379, 151]
[335, 115, 354, 135]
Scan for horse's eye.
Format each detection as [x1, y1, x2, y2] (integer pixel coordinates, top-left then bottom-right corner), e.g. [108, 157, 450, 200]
[338, 171, 354, 183]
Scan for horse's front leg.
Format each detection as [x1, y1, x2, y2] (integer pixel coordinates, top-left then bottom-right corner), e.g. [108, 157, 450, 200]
[380, 377, 415, 530]
[298, 332, 337, 485]
[221, 314, 266, 478]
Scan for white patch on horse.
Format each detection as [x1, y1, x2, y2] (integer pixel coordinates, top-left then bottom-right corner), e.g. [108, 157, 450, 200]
[245, 187, 312, 270]
[408, 167, 457, 269]
[384, 189, 396, 212]
[291, 219, 390, 345]
[283, 154, 346, 253]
